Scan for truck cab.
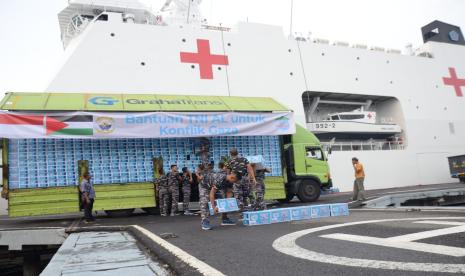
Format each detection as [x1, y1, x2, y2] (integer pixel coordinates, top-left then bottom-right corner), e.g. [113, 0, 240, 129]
[282, 125, 332, 202]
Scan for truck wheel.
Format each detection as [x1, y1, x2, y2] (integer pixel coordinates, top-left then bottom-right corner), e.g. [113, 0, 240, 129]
[460, 177, 465, 184]
[297, 179, 321, 203]
[142, 207, 159, 215]
[104, 209, 135, 217]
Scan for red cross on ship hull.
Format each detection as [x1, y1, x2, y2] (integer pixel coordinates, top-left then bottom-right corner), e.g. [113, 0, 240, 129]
[443, 67, 465, 97]
[180, 39, 229, 80]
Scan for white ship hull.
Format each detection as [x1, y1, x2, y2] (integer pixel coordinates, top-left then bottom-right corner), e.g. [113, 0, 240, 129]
[45, 5, 465, 192]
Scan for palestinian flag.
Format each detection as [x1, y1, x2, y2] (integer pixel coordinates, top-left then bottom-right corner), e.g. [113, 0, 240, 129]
[47, 115, 93, 136]
[0, 114, 47, 137]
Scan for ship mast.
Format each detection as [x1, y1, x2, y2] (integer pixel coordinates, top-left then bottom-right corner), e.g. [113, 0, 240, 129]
[159, 0, 204, 27]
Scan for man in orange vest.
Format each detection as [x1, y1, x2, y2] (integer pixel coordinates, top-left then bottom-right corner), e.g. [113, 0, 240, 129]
[352, 157, 366, 201]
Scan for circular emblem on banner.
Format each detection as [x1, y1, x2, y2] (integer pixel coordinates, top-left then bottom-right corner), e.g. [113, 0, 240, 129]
[95, 117, 115, 134]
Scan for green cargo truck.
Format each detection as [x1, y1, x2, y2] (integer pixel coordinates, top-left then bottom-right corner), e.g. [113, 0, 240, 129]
[0, 92, 331, 217]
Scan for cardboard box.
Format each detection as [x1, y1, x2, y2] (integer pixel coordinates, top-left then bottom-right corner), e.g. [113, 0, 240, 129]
[270, 208, 292, 223]
[290, 206, 312, 221]
[246, 155, 264, 164]
[290, 207, 303, 221]
[243, 211, 271, 226]
[330, 203, 350, 217]
[208, 198, 239, 215]
[300, 206, 312, 220]
[217, 198, 239, 213]
[310, 205, 331, 218]
[244, 203, 349, 226]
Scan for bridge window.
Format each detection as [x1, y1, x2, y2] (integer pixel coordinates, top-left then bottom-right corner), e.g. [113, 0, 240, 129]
[97, 14, 108, 21]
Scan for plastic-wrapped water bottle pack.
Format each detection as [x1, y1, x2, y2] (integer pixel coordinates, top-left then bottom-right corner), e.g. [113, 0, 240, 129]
[243, 203, 349, 226]
[8, 136, 282, 189]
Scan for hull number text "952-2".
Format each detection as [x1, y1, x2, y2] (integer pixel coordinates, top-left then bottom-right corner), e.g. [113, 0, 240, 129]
[315, 123, 336, 129]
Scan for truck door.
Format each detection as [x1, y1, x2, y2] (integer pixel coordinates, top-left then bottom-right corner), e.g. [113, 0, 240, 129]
[303, 146, 328, 183]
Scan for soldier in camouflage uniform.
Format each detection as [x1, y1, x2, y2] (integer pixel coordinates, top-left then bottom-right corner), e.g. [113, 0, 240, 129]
[209, 169, 238, 226]
[197, 138, 210, 167]
[166, 164, 182, 216]
[227, 148, 256, 211]
[154, 169, 169, 216]
[195, 164, 212, 230]
[207, 162, 214, 173]
[216, 162, 231, 198]
[252, 163, 271, 210]
[181, 167, 193, 215]
[200, 147, 209, 167]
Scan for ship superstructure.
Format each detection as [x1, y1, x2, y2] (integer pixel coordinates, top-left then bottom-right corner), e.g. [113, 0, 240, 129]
[45, 0, 465, 191]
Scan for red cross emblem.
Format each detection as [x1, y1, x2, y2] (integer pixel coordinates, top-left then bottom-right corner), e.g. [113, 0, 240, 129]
[367, 113, 372, 119]
[180, 39, 229, 79]
[443, 67, 465, 97]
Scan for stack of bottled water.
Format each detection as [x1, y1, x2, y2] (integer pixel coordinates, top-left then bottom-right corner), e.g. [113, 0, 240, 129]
[8, 136, 282, 189]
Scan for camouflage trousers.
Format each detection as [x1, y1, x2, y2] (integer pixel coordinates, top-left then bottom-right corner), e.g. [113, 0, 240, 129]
[159, 186, 179, 215]
[247, 181, 256, 208]
[169, 185, 179, 214]
[252, 179, 266, 210]
[182, 185, 191, 211]
[199, 185, 210, 222]
[158, 187, 169, 215]
[233, 178, 250, 211]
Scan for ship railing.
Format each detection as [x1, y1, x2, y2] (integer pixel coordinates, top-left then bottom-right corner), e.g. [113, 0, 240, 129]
[202, 25, 231, 32]
[322, 140, 405, 152]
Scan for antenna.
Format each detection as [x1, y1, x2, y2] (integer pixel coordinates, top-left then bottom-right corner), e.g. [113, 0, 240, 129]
[210, 0, 213, 23]
[405, 43, 414, 56]
[187, 0, 192, 24]
[289, 0, 294, 38]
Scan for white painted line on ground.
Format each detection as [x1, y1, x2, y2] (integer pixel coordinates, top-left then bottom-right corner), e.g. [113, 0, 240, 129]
[272, 217, 465, 273]
[132, 225, 225, 276]
[321, 232, 465, 257]
[381, 188, 448, 195]
[350, 207, 465, 212]
[385, 224, 465, 243]
[413, 220, 465, 226]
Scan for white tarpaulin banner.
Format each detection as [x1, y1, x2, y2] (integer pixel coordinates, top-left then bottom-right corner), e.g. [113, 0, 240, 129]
[0, 111, 295, 139]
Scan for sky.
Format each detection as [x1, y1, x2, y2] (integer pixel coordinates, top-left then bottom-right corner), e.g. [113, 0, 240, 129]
[0, 0, 464, 95]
